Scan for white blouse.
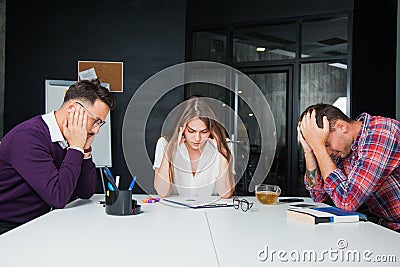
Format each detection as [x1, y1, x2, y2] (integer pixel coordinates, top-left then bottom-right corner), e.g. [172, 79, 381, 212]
[153, 137, 234, 196]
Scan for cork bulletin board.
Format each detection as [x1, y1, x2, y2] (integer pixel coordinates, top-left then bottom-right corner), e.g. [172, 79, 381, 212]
[78, 61, 123, 92]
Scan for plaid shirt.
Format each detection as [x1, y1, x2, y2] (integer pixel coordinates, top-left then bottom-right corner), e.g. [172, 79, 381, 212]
[306, 113, 400, 231]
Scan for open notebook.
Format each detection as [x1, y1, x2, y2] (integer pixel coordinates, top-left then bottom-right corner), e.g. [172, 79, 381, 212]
[162, 196, 233, 209]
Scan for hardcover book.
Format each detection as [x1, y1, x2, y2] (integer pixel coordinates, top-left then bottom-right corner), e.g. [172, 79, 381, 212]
[287, 206, 367, 224]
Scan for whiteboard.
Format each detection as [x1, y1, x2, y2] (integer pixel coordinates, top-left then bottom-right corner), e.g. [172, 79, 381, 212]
[45, 80, 112, 167]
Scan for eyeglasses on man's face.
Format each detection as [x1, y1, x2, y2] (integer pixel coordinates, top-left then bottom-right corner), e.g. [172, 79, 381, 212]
[233, 197, 253, 212]
[75, 102, 106, 128]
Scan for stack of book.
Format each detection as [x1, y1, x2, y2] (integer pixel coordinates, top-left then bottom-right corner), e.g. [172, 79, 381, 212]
[287, 205, 367, 224]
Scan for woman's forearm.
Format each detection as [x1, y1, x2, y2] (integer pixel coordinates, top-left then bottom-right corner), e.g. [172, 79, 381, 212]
[216, 156, 234, 198]
[154, 154, 173, 197]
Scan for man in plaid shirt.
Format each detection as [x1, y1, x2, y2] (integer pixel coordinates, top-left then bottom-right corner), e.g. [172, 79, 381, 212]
[298, 103, 400, 232]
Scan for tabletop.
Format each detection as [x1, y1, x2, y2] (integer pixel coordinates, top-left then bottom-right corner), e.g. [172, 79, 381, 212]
[0, 194, 399, 267]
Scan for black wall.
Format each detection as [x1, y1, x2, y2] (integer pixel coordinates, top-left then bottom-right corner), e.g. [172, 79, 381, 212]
[187, 0, 353, 29]
[5, 0, 186, 192]
[352, 0, 398, 118]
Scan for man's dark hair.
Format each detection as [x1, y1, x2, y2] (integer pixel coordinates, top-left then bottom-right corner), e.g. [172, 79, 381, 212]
[299, 103, 351, 130]
[63, 79, 116, 110]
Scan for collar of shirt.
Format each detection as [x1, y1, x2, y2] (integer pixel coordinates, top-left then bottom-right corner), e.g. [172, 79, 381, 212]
[41, 111, 69, 149]
[175, 140, 218, 174]
[345, 112, 370, 162]
[351, 112, 370, 152]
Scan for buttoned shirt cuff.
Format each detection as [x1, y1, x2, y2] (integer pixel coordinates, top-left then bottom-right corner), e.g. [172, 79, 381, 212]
[83, 154, 92, 160]
[304, 178, 325, 193]
[68, 146, 84, 154]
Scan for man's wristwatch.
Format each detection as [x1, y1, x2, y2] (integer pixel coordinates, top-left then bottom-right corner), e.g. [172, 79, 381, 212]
[84, 147, 92, 153]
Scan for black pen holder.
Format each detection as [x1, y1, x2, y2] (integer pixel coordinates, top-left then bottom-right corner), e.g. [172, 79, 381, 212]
[105, 190, 140, 216]
[131, 199, 141, 215]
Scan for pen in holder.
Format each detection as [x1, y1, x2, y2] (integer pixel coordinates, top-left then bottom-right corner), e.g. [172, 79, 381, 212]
[105, 190, 141, 216]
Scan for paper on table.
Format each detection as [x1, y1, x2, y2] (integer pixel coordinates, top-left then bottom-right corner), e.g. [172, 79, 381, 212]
[162, 196, 233, 209]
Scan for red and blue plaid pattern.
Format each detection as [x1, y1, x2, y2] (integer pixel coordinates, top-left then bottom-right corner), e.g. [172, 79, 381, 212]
[306, 113, 400, 231]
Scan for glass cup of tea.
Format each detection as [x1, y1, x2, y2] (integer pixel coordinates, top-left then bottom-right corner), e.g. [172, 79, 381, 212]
[255, 184, 281, 205]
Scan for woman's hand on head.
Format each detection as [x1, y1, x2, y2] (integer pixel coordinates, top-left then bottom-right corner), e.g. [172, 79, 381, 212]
[177, 124, 186, 145]
[208, 137, 218, 148]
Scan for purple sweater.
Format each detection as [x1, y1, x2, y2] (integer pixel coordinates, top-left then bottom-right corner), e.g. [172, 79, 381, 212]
[0, 115, 97, 224]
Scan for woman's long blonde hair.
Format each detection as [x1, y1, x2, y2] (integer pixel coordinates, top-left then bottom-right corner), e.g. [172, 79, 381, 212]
[162, 97, 232, 183]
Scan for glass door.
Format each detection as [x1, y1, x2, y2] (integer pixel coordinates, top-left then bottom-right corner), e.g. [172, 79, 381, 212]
[187, 67, 292, 195]
[239, 67, 292, 195]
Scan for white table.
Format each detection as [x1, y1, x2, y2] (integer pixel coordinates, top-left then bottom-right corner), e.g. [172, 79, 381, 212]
[206, 200, 400, 266]
[0, 195, 399, 267]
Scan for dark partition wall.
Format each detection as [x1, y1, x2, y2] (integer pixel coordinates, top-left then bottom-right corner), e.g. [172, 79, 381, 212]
[5, 0, 186, 192]
[352, 0, 398, 119]
[187, 0, 353, 29]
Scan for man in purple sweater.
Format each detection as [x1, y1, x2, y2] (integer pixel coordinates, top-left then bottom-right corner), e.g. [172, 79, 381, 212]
[0, 79, 115, 235]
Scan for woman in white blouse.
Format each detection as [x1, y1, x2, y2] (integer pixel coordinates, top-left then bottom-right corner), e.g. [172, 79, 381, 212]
[153, 98, 235, 198]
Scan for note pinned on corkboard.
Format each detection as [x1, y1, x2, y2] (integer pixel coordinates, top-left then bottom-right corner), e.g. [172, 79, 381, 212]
[78, 61, 123, 92]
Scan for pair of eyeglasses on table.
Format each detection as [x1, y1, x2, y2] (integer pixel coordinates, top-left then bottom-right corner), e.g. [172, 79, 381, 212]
[233, 197, 253, 212]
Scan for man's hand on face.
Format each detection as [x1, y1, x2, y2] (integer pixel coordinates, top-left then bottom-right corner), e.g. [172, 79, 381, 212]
[63, 105, 88, 149]
[299, 109, 330, 153]
[297, 124, 313, 153]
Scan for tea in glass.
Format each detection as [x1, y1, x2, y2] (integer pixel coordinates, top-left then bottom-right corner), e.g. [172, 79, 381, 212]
[255, 184, 281, 205]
